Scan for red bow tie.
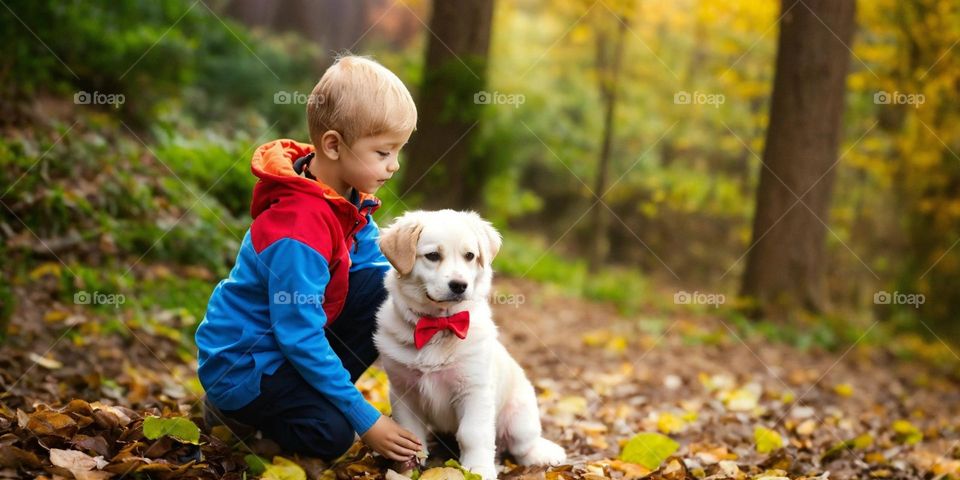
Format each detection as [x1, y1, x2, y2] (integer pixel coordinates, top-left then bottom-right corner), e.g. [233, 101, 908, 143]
[414, 310, 470, 349]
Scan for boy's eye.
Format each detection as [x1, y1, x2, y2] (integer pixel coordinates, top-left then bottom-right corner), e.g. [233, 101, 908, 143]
[464, 252, 475, 261]
[377, 151, 390, 157]
[424, 252, 442, 262]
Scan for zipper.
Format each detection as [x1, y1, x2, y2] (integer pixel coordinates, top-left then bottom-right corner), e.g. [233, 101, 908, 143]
[349, 218, 361, 254]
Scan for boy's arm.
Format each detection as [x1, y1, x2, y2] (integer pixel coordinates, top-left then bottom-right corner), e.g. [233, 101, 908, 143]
[259, 237, 382, 435]
[349, 215, 391, 273]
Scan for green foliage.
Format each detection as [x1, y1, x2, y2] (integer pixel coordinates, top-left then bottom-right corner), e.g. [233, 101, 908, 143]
[0, 123, 245, 277]
[496, 231, 648, 314]
[142, 415, 200, 445]
[244, 454, 270, 476]
[0, 1, 321, 131]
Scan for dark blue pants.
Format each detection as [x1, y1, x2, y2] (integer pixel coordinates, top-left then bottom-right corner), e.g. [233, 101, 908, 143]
[221, 267, 387, 460]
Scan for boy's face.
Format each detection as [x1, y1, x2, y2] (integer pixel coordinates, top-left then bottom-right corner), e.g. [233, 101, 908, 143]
[340, 131, 410, 194]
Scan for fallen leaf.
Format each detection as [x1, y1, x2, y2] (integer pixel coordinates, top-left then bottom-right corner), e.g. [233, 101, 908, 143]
[28, 352, 63, 370]
[142, 416, 200, 445]
[754, 426, 783, 454]
[656, 412, 687, 434]
[244, 453, 270, 475]
[620, 432, 679, 470]
[833, 383, 854, 397]
[420, 467, 466, 480]
[822, 434, 873, 462]
[795, 419, 816, 436]
[24, 409, 77, 438]
[263, 456, 307, 480]
[723, 386, 760, 412]
[892, 420, 923, 445]
[49, 448, 111, 480]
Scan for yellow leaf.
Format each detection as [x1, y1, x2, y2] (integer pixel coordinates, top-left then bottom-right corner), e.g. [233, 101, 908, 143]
[44, 309, 70, 323]
[29, 262, 62, 280]
[263, 456, 306, 480]
[892, 420, 923, 445]
[852, 433, 874, 449]
[723, 388, 759, 411]
[754, 426, 783, 454]
[833, 383, 854, 397]
[606, 335, 628, 353]
[657, 412, 686, 434]
[582, 330, 609, 347]
[552, 396, 588, 416]
[620, 432, 679, 469]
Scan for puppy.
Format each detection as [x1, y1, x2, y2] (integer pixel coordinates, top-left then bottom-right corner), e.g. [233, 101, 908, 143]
[374, 210, 566, 479]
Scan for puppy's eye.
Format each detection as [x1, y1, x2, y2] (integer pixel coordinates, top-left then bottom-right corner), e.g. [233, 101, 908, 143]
[424, 252, 442, 262]
[464, 252, 475, 261]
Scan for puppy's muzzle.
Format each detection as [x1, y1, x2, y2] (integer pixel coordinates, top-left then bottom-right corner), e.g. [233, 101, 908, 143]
[448, 280, 468, 295]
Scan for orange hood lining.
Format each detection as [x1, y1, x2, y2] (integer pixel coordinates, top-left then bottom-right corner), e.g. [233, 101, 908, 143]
[250, 139, 379, 205]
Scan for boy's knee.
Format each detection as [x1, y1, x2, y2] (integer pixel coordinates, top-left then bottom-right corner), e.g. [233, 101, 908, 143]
[289, 414, 356, 460]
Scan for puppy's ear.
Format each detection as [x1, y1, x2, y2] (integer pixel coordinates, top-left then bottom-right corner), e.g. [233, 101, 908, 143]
[379, 214, 424, 275]
[466, 212, 502, 267]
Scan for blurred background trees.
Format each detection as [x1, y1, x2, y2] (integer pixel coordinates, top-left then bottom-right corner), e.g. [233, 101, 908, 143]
[400, 0, 495, 210]
[1, 0, 957, 344]
[741, 0, 857, 317]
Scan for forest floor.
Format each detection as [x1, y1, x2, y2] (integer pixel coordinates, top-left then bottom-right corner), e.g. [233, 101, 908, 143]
[1, 270, 958, 480]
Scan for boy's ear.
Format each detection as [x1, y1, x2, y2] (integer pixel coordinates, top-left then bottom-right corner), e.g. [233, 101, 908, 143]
[320, 130, 342, 160]
[379, 214, 424, 275]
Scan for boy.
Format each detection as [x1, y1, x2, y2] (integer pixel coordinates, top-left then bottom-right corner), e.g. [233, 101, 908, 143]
[195, 55, 422, 462]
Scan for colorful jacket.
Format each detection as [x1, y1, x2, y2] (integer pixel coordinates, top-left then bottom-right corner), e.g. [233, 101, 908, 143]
[195, 139, 389, 435]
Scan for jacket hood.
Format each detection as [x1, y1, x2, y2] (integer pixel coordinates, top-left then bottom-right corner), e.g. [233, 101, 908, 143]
[249, 139, 380, 220]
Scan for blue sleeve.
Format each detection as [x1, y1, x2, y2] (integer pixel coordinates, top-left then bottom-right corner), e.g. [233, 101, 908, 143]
[259, 238, 382, 435]
[350, 215, 391, 273]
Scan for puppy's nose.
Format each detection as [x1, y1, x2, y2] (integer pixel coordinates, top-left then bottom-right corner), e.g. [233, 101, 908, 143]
[448, 280, 468, 295]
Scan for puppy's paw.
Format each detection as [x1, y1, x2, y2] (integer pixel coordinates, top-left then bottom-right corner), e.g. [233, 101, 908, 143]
[516, 438, 566, 466]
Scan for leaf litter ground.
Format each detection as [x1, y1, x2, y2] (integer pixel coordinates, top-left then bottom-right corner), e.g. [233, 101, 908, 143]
[1, 273, 958, 479]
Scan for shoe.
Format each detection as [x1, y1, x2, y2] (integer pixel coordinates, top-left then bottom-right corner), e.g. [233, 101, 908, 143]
[202, 395, 258, 440]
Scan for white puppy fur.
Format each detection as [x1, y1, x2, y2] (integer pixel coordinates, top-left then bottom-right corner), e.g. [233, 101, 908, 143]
[374, 210, 566, 479]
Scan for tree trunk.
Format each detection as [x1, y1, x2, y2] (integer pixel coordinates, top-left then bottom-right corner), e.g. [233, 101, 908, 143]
[587, 16, 628, 270]
[225, 0, 368, 63]
[740, 0, 856, 317]
[399, 0, 494, 210]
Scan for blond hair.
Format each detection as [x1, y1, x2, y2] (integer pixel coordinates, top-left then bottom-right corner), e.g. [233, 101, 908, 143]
[307, 55, 417, 147]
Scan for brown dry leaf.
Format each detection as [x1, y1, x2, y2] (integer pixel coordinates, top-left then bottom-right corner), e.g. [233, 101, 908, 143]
[88, 403, 134, 427]
[689, 444, 737, 465]
[908, 450, 960, 477]
[49, 449, 111, 480]
[25, 409, 78, 438]
[606, 459, 651, 479]
[71, 435, 111, 458]
[0, 445, 43, 469]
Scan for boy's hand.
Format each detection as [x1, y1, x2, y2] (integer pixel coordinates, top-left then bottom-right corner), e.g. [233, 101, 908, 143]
[361, 415, 423, 461]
